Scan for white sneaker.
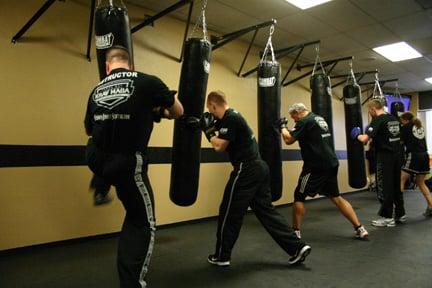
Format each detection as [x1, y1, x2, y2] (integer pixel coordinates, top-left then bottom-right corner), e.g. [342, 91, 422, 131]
[395, 215, 407, 223]
[294, 229, 301, 239]
[371, 218, 395, 227]
[355, 225, 369, 239]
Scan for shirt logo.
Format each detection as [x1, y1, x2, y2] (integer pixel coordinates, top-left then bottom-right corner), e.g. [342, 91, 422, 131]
[219, 128, 228, 135]
[95, 33, 114, 49]
[92, 79, 135, 110]
[387, 121, 400, 137]
[314, 116, 329, 133]
[258, 76, 276, 87]
[412, 126, 425, 140]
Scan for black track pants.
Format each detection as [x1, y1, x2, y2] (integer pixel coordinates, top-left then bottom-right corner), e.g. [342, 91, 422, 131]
[215, 159, 304, 260]
[376, 152, 405, 218]
[86, 141, 155, 288]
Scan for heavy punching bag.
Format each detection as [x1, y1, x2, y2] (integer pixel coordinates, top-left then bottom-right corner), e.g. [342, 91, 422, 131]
[257, 60, 283, 201]
[343, 84, 367, 188]
[390, 101, 405, 118]
[310, 73, 335, 150]
[170, 38, 212, 206]
[94, 0, 133, 80]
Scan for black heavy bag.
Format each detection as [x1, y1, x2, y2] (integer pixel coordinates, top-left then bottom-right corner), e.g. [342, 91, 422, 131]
[257, 61, 283, 201]
[390, 101, 405, 118]
[170, 38, 212, 206]
[310, 73, 335, 150]
[95, 0, 133, 80]
[343, 84, 367, 188]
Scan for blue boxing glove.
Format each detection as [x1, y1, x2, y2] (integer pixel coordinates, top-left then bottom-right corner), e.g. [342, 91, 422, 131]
[350, 127, 361, 140]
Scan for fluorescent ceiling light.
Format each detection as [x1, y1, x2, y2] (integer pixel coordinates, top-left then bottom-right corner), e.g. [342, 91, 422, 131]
[373, 42, 422, 62]
[285, 0, 333, 10]
[425, 77, 432, 84]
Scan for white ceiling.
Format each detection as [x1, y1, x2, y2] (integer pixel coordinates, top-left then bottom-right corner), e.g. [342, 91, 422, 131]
[126, 0, 432, 93]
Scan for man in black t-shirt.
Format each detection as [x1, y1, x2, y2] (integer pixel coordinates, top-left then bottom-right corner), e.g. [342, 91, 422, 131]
[353, 99, 405, 227]
[278, 103, 368, 240]
[200, 91, 311, 267]
[84, 46, 183, 287]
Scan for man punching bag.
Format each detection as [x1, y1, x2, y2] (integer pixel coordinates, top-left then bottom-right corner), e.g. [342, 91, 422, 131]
[343, 83, 367, 188]
[257, 61, 283, 201]
[310, 73, 335, 150]
[170, 38, 212, 206]
[95, 0, 133, 79]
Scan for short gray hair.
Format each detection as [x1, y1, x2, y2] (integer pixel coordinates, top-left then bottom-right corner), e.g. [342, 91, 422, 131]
[288, 103, 308, 114]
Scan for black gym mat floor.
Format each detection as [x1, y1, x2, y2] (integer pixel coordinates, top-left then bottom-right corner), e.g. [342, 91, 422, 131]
[1, 190, 430, 288]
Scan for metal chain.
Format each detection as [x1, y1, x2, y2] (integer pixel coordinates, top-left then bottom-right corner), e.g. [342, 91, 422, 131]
[190, 0, 208, 41]
[260, 24, 276, 63]
[372, 72, 384, 99]
[312, 44, 325, 75]
[346, 60, 357, 86]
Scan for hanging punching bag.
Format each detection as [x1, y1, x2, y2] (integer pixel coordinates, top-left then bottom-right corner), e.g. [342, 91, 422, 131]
[257, 61, 283, 202]
[170, 38, 212, 206]
[343, 84, 367, 188]
[310, 73, 335, 150]
[390, 101, 405, 118]
[94, 0, 133, 80]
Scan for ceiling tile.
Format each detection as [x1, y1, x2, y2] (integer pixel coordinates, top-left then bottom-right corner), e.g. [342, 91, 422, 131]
[319, 34, 366, 55]
[276, 12, 339, 41]
[397, 57, 432, 78]
[344, 23, 401, 48]
[306, 0, 376, 32]
[384, 11, 432, 40]
[216, 0, 298, 21]
[348, 0, 422, 21]
[410, 36, 432, 55]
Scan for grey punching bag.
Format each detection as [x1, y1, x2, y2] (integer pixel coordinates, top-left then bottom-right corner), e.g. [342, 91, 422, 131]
[170, 38, 212, 206]
[390, 101, 405, 118]
[343, 84, 367, 188]
[257, 61, 283, 201]
[310, 73, 335, 150]
[94, 0, 133, 80]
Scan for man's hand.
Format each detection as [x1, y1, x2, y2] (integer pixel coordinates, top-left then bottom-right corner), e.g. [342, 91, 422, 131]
[200, 112, 217, 141]
[275, 117, 288, 133]
[350, 127, 362, 140]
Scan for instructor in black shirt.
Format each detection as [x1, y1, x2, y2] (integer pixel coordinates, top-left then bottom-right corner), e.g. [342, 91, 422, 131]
[84, 46, 183, 287]
[278, 103, 368, 240]
[353, 99, 405, 227]
[200, 90, 311, 267]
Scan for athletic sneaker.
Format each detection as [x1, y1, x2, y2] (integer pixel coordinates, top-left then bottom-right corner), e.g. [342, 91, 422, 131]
[371, 217, 395, 227]
[94, 193, 112, 206]
[395, 215, 408, 223]
[423, 207, 432, 217]
[294, 229, 302, 239]
[207, 254, 230, 267]
[355, 225, 369, 239]
[288, 245, 311, 265]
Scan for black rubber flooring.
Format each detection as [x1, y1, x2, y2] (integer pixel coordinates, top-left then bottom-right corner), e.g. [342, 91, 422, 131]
[1, 190, 431, 288]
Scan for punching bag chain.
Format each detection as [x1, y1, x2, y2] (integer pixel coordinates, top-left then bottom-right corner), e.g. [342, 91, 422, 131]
[312, 44, 325, 76]
[346, 60, 358, 86]
[260, 24, 276, 64]
[372, 72, 384, 100]
[191, 0, 208, 41]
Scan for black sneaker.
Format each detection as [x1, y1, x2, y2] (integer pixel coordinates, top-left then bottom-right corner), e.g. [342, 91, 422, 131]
[207, 254, 230, 267]
[94, 192, 112, 206]
[289, 245, 311, 265]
